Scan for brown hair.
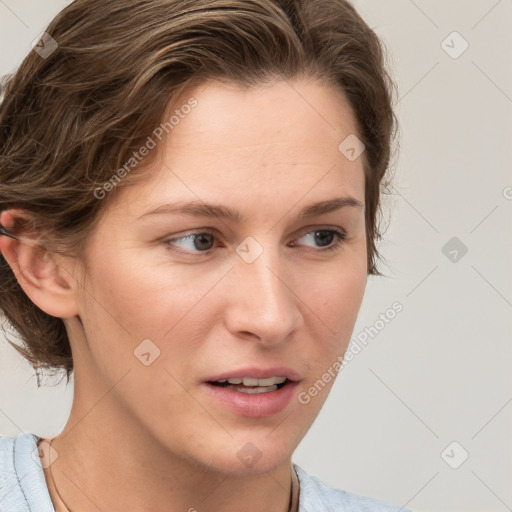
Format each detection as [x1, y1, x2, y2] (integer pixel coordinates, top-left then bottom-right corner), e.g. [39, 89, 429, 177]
[0, 0, 398, 381]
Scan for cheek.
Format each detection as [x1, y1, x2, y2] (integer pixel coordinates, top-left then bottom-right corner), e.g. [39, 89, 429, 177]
[313, 261, 366, 332]
[302, 258, 367, 374]
[77, 249, 231, 386]
[332, 272, 365, 326]
[83, 249, 211, 337]
[295, 268, 366, 414]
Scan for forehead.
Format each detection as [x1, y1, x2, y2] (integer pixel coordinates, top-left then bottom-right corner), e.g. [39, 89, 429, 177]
[168, 78, 359, 154]
[112, 78, 365, 217]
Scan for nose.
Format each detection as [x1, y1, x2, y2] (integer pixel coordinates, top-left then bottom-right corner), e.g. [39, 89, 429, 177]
[223, 241, 303, 346]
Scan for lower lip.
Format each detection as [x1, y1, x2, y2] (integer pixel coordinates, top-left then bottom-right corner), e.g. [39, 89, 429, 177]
[202, 381, 299, 418]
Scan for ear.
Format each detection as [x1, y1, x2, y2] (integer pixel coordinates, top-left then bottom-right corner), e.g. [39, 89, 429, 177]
[0, 209, 80, 319]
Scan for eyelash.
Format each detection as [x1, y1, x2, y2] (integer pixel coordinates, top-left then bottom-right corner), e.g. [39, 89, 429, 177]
[164, 227, 347, 257]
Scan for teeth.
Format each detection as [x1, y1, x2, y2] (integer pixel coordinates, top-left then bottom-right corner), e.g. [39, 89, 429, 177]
[214, 376, 287, 386]
[237, 385, 278, 394]
[228, 378, 244, 385]
[240, 376, 287, 386]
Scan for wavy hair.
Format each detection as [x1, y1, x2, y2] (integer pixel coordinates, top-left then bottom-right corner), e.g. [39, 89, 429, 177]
[0, 0, 398, 380]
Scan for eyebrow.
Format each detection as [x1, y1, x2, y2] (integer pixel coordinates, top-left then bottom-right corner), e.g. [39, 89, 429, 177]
[137, 196, 364, 223]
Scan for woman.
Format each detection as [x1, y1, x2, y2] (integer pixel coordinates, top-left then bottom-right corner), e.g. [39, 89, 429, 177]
[0, 0, 408, 510]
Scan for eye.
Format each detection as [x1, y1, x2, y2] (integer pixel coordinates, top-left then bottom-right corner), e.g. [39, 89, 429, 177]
[164, 227, 347, 256]
[166, 230, 217, 254]
[291, 228, 346, 252]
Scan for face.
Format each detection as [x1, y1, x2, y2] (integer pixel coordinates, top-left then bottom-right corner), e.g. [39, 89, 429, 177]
[72, 78, 367, 475]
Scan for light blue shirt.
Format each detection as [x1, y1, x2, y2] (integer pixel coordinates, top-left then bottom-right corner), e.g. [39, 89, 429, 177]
[1, 433, 413, 511]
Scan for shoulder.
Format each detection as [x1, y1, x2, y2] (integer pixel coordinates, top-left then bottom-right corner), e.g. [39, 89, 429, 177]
[0, 432, 54, 511]
[294, 463, 414, 512]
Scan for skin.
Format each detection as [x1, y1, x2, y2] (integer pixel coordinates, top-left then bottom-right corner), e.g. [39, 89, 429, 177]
[0, 77, 367, 511]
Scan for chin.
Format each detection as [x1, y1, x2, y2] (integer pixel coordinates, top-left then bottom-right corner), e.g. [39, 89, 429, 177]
[192, 436, 295, 476]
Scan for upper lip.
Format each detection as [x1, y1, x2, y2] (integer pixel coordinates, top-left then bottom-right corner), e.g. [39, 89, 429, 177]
[205, 366, 302, 383]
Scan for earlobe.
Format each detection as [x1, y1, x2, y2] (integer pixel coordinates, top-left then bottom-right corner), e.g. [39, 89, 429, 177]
[0, 210, 79, 319]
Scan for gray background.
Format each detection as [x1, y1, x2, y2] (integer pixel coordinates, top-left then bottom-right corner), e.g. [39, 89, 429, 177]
[1, 1, 511, 511]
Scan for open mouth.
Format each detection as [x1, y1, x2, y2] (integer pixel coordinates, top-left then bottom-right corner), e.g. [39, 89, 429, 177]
[203, 375, 299, 417]
[208, 377, 290, 394]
